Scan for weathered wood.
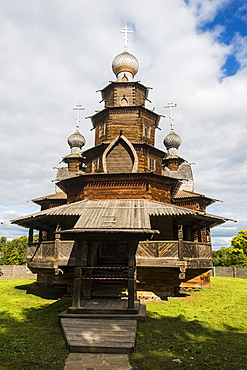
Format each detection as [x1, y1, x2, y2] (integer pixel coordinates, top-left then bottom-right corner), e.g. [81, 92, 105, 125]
[24, 68, 217, 299]
[28, 227, 33, 244]
[60, 318, 137, 353]
[67, 298, 140, 314]
[72, 267, 82, 308]
[137, 241, 179, 258]
[178, 225, 183, 260]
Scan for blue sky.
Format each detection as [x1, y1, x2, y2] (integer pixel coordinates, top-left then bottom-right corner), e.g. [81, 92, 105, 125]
[0, 0, 246, 249]
[195, 0, 247, 76]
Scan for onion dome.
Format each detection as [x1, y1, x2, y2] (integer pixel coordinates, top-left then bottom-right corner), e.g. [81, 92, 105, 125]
[67, 130, 86, 154]
[112, 51, 139, 81]
[163, 129, 182, 155]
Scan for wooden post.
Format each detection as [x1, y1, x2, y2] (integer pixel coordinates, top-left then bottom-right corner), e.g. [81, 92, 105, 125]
[128, 241, 137, 309]
[206, 226, 211, 243]
[198, 223, 202, 243]
[85, 241, 93, 300]
[178, 225, 183, 260]
[128, 267, 135, 309]
[28, 227, 33, 244]
[72, 267, 82, 308]
[38, 230, 42, 243]
[233, 266, 237, 278]
[54, 225, 61, 259]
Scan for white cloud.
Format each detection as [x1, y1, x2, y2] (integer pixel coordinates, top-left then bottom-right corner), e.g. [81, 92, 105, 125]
[185, 0, 230, 24]
[0, 0, 246, 248]
[232, 33, 247, 68]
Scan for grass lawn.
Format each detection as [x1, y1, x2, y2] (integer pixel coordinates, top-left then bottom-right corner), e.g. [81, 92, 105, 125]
[130, 277, 247, 370]
[0, 280, 71, 370]
[0, 277, 246, 369]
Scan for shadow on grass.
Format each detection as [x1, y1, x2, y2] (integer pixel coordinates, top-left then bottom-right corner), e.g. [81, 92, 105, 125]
[131, 313, 247, 370]
[15, 282, 68, 300]
[0, 283, 71, 370]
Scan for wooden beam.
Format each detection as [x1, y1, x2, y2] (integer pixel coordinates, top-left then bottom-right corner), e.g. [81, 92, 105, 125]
[28, 227, 33, 244]
[85, 241, 93, 300]
[178, 224, 183, 260]
[72, 267, 82, 308]
[128, 241, 138, 309]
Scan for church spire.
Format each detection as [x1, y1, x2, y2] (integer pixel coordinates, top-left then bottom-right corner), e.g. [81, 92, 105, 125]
[62, 104, 86, 173]
[163, 102, 182, 156]
[119, 24, 133, 51]
[112, 25, 139, 82]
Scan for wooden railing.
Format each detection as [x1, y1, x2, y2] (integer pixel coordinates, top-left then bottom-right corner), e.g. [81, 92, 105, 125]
[137, 241, 212, 260]
[27, 240, 212, 267]
[27, 241, 75, 261]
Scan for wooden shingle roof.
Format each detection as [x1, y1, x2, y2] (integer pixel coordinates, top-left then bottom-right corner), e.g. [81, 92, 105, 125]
[10, 199, 233, 230]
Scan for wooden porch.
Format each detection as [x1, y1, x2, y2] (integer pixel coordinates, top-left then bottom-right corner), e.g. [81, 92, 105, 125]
[27, 239, 212, 269]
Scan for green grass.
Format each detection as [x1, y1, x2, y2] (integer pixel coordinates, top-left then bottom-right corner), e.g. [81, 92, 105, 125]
[130, 277, 247, 370]
[0, 280, 71, 370]
[0, 277, 246, 370]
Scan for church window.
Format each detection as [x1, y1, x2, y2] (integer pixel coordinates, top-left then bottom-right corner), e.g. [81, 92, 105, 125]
[121, 74, 128, 82]
[120, 95, 128, 106]
[99, 124, 105, 137]
[144, 125, 150, 138]
[149, 158, 156, 171]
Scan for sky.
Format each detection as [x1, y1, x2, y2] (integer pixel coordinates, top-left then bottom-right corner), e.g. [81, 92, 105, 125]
[0, 0, 247, 249]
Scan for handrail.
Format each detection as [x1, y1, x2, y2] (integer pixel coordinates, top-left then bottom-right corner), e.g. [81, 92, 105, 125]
[27, 240, 212, 261]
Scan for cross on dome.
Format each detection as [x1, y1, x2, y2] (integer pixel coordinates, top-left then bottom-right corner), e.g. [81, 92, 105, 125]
[164, 102, 177, 130]
[73, 103, 85, 129]
[119, 25, 133, 51]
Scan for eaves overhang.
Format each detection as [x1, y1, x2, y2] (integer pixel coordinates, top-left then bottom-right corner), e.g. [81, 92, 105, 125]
[56, 171, 180, 196]
[99, 81, 150, 102]
[9, 199, 235, 230]
[90, 106, 161, 128]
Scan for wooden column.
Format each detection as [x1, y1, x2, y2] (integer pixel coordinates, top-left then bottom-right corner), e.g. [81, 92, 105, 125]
[28, 227, 33, 244]
[72, 239, 85, 307]
[198, 223, 202, 242]
[178, 225, 183, 260]
[54, 225, 61, 259]
[206, 226, 211, 243]
[85, 241, 93, 300]
[38, 230, 42, 243]
[72, 267, 82, 308]
[128, 241, 137, 309]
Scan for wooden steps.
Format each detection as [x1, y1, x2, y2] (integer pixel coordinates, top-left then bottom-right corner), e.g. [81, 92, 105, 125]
[60, 318, 137, 353]
[59, 298, 146, 321]
[59, 302, 146, 321]
[67, 298, 139, 314]
[59, 298, 146, 353]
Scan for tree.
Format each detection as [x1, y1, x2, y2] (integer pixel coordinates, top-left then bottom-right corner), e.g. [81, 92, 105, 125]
[0, 236, 28, 265]
[231, 230, 247, 254]
[213, 230, 247, 267]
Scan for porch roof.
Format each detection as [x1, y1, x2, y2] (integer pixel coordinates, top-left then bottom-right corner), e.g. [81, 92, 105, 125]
[10, 199, 234, 230]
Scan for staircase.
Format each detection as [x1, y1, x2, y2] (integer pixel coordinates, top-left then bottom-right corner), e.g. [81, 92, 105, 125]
[59, 298, 146, 353]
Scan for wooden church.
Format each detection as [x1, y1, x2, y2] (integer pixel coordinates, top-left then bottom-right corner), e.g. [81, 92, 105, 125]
[11, 36, 229, 307]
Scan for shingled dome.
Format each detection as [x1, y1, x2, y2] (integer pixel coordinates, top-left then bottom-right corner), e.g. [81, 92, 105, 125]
[68, 130, 86, 149]
[112, 51, 139, 78]
[163, 129, 182, 150]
